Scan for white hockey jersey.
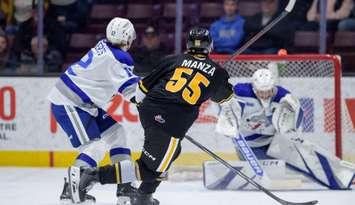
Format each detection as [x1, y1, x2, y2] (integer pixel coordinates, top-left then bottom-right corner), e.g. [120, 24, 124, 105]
[48, 39, 139, 111]
[233, 83, 302, 147]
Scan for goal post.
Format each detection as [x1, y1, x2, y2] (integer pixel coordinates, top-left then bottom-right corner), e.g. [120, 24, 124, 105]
[209, 54, 343, 158]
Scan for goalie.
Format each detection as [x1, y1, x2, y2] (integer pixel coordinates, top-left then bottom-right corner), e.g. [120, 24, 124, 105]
[214, 68, 355, 190]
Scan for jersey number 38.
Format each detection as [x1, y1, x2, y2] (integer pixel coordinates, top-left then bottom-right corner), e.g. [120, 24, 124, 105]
[165, 67, 210, 105]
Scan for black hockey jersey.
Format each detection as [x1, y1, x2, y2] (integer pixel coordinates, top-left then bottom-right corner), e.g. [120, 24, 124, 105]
[138, 53, 233, 137]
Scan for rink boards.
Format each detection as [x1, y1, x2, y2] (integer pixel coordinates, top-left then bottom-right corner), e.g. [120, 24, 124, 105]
[0, 77, 354, 167]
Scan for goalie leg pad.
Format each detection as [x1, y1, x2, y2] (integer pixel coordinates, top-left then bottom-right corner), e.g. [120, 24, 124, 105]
[203, 160, 259, 190]
[267, 133, 355, 189]
[203, 159, 297, 190]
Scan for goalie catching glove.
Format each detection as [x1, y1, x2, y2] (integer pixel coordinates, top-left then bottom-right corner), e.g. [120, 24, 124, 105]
[272, 94, 303, 134]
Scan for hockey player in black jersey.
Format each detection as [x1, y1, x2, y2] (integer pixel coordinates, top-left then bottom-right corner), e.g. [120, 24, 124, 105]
[67, 27, 235, 205]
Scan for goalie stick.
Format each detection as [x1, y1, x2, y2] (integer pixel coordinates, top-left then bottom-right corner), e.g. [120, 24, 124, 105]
[231, 134, 306, 190]
[223, 0, 297, 65]
[232, 134, 265, 178]
[185, 135, 318, 205]
[232, 134, 272, 186]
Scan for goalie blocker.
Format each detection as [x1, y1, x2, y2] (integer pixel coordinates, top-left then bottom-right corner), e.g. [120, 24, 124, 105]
[214, 69, 355, 190]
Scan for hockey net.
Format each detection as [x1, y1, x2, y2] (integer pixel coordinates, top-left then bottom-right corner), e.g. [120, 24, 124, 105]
[169, 54, 355, 182]
[212, 54, 343, 157]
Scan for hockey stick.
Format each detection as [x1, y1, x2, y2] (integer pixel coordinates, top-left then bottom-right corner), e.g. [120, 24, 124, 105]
[223, 0, 297, 65]
[185, 135, 318, 205]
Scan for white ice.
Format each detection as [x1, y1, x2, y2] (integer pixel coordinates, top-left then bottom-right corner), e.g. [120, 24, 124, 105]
[0, 168, 354, 205]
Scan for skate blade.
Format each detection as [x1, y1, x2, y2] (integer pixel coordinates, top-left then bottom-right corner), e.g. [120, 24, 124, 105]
[60, 199, 95, 205]
[60, 198, 72, 205]
[80, 200, 96, 205]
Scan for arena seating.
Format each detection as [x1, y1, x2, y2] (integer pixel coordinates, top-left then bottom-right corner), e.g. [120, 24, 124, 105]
[333, 32, 355, 73]
[62, 0, 355, 73]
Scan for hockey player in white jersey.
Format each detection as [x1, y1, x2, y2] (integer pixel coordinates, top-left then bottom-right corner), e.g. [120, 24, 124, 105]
[48, 17, 138, 204]
[215, 68, 355, 190]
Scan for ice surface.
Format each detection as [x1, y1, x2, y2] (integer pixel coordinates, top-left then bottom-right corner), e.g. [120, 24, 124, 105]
[0, 168, 354, 205]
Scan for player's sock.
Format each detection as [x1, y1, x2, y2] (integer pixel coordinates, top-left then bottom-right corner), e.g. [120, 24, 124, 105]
[109, 147, 135, 205]
[110, 147, 131, 163]
[74, 153, 98, 168]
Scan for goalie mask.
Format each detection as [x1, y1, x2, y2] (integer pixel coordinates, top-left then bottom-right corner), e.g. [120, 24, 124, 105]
[252, 69, 276, 104]
[186, 27, 213, 55]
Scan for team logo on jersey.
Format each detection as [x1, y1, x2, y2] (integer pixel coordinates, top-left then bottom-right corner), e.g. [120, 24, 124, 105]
[154, 115, 166, 124]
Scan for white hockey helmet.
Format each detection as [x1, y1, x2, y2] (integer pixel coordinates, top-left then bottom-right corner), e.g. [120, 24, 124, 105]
[106, 17, 136, 51]
[252, 68, 276, 100]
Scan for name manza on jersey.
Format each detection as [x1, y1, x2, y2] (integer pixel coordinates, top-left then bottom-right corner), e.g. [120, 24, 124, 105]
[48, 39, 140, 111]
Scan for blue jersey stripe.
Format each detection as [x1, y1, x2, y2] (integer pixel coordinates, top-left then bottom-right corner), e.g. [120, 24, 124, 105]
[66, 66, 77, 76]
[273, 86, 290, 103]
[106, 41, 134, 66]
[60, 74, 93, 104]
[77, 153, 97, 167]
[233, 83, 257, 98]
[238, 101, 245, 116]
[118, 77, 140, 93]
[110, 147, 131, 156]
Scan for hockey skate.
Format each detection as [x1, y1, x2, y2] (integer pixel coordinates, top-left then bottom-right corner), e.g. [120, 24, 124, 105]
[129, 190, 159, 205]
[60, 177, 96, 204]
[116, 183, 137, 205]
[67, 167, 98, 204]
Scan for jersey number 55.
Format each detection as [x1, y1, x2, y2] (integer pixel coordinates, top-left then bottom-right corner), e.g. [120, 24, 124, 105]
[165, 67, 210, 105]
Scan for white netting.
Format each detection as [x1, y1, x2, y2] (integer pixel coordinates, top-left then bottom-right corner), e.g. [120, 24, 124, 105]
[216, 57, 335, 78]
[170, 55, 355, 182]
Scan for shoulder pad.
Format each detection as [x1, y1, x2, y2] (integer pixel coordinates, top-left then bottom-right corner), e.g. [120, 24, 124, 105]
[233, 83, 257, 98]
[273, 86, 290, 103]
[107, 44, 134, 66]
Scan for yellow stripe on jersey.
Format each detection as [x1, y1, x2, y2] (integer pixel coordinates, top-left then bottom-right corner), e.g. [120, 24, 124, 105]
[217, 93, 234, 104]
[115, 163, 121, 184]
[157, 137, 179, 173]
[135, 162, 142, 181]
[139, 80, 148, 93]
